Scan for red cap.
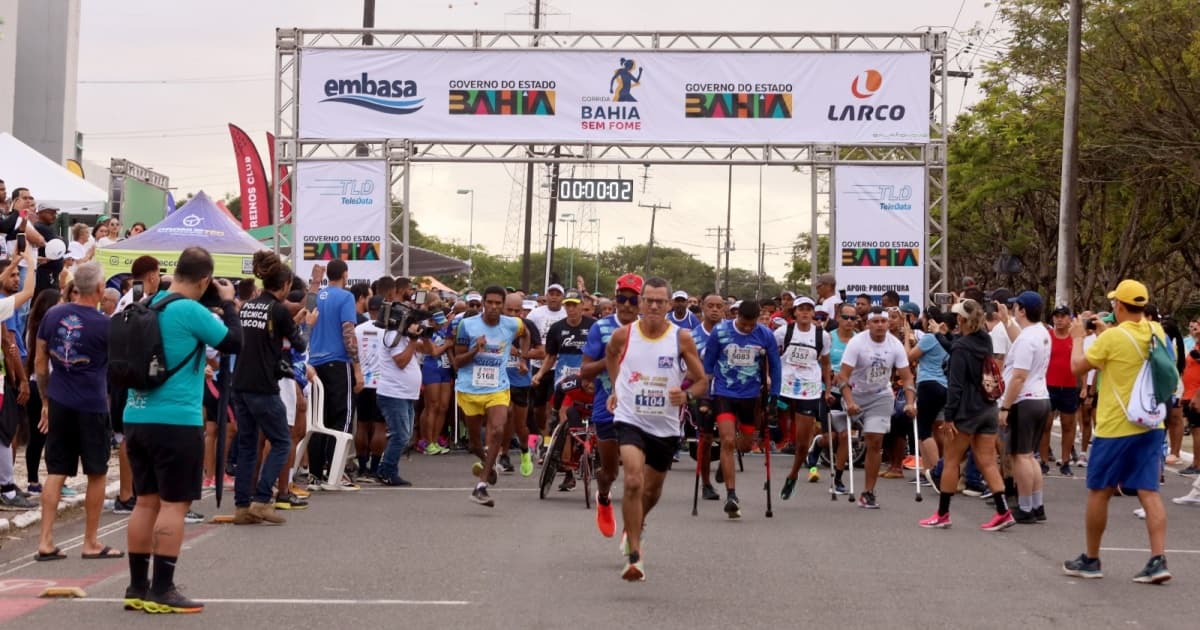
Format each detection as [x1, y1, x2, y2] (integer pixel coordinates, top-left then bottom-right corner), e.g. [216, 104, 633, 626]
[615, 273, 644, 294]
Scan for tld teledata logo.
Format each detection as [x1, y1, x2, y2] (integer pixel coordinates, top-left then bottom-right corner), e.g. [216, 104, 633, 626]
[849, 183, 914, 211]
[307, 178, 376, 206]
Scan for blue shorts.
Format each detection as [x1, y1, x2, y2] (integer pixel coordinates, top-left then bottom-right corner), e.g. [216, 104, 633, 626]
[593, 420, 617, 442]
[421, 364, 453, 385]
[1086, 429, 1163, 492]
[1048, 386, 1080, 414]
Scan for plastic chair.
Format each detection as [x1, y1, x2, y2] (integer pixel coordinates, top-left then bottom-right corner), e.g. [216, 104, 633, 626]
[293, 375, 354, 491]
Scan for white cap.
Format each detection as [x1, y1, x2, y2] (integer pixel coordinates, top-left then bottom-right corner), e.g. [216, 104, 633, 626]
[546, 283, 565, 294]
[731, 300, 743, 310]
[780, 290, 797, 300]
[950, 302, 969, 317]
[672, 290, 688, 300]
[521, 300, 537, 310]
[794, 296, 816, 308]
[465, 292, 482, 303]
[772, 317, 787, 327]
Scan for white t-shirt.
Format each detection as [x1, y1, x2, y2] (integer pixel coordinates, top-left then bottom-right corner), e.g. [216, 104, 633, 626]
[818, 295, 843, 319]
[526, 305, 566, 369]
[773, 323, 831, 400]
[97, 236, 118, 248]
[376, 330, 421, 400]
[840, 332, 909, 396]
[1082, 333, 1097, 386]
[1003, 324, 1051, 400]
[355, 320, 384, 390]
[989, 321, 1011, 356]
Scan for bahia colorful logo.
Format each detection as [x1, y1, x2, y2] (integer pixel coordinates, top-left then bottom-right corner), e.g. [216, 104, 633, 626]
[828, 69, 905, 122]
[322, 73, 424, 115]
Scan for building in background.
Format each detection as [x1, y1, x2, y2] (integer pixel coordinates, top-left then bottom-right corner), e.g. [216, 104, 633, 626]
[0, 0, 80, 165]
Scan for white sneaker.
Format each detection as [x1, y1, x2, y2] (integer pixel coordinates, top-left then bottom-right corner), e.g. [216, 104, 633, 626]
[1172, 491, 1200, 506]
[1077, 451, 1088, 467]
[1133, 507, 1146, 520]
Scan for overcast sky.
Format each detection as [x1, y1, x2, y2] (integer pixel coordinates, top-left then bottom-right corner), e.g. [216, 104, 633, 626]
[77, 0, 1005, 279]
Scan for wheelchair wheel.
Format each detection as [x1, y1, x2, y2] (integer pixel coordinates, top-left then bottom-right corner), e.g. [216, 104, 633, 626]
[581, 440, 594, 509]
[539, 422, 567, 500]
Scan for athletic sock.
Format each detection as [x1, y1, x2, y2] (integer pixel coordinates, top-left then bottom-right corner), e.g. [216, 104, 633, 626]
[993, 493, 1009, 515]
[128, 553, 151, 590]
[150, 555, 178, 596]
[1032, 490, 1044, 508]
[835, 469, 844, 484]
[938, 493, 952, 517]
[727, 489, 738, 501]
[475, 481, 487, 490]
[1018, 495, 1033, 512]
[368, 454, 381, 474]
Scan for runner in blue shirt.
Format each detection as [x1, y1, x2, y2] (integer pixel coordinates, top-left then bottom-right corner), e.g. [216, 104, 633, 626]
[702, 299, 782, 519]
[580, 273, 642, 538]
[688, 292, 727, 501]
[668, 290, 701, 329]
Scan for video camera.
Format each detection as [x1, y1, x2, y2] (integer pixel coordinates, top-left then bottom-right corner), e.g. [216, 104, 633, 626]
[374, 301, 434, 340]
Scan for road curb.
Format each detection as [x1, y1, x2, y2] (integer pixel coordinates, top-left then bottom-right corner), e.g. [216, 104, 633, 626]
[0, 481, 121, 535]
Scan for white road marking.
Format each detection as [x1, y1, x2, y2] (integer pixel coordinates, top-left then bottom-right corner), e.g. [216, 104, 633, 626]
[71, 597, 470, 606]
[1100, 547, 1200, 555]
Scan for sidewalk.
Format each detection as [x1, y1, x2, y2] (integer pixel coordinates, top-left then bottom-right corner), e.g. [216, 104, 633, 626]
[0, 445, 123, 536]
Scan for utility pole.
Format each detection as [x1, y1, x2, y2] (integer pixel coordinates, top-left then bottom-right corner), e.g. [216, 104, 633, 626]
[1055, 0, 1082, 309]
[520, 0, 543, 292]
[639, 200, 670, 275]
[706, 226, 725, 294]
[362, 0, 375, 45]
[755, 165, 763, 301]
[543, 145, 561, 292]
[724, 165, 733, 298]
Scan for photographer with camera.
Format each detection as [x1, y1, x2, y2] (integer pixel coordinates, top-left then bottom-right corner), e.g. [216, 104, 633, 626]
[229, 252, 307, 526]
[374, 300, 431, 486]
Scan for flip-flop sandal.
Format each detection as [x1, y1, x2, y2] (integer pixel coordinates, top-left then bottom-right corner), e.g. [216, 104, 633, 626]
[35, 547, 67, 561]
[81, 545, 125, 560]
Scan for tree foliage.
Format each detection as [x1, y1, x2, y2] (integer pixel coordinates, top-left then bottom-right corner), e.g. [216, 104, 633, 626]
[949, 0, 1200, 313]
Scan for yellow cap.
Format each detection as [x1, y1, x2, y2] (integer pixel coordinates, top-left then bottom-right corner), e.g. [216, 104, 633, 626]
[1106, 279, 1149, 307]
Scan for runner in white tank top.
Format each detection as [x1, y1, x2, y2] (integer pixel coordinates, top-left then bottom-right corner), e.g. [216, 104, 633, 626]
[604, 278, 708, 583]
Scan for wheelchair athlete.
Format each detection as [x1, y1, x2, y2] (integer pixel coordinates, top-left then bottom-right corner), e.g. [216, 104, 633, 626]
[551, 376, 594, 491]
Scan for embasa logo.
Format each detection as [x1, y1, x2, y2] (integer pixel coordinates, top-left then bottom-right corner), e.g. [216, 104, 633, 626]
[322, 73, 424, 115]
[850, 69, 883, 99]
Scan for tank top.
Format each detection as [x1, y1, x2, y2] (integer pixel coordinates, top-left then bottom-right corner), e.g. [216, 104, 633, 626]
[614, 321, 684, 438]
[1046, 330, 1075, 389]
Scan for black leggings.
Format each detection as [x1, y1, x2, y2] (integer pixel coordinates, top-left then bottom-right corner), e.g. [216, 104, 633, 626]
[25, 381, 45, 484]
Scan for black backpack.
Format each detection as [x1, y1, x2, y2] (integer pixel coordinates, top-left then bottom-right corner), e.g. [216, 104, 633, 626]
[782, 322, 824, 357]
[109, 294, 205, 390]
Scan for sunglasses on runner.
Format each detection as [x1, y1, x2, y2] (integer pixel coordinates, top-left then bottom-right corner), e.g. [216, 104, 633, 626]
[840, 314, 858, 320]
[615, 294, 640, 306]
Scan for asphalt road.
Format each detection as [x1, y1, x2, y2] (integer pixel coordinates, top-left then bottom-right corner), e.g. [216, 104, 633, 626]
[1, 451, 1197, 629]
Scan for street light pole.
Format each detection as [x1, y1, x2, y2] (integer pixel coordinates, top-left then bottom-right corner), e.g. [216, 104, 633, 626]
[589, 217, 600, 294]
[560, 212, 577, 283]
[457, 188, 474, 285]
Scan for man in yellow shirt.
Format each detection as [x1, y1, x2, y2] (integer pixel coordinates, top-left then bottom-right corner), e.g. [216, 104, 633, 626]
[1064, 279, 1170, 584]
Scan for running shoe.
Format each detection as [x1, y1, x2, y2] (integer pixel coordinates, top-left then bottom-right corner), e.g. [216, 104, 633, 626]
[306, 476, 326, 492]
[857, 491, 879, 509]
[559, 473, 576, 492]
[380, 475, 412, 487]
[622, 552, 645, 582]
[416, 439, 429, 453]
[184, 510, 204, 524]
[1132, 555, 1171, 584]
[807, 466, 820, 483]
[1077, 451, 1088, 466]
[1133, 507, 1146, 519]
[471, 484, 494, 507]
[0, 492, 38, 510]
[780, 477, 797, 500]
[519, 451, 534, 477]
[1039, 461, 1050, 475]
[918, 512, 951, 529]
[424, 443, 440, 455]
[499, 454, 515, 474]
[1062, 554, 1103, 579]
[1171, 490, 1200, 505]
[222, 475, 235, 488]
[1033, 505, 1047, 522]
[724, 494, 741, 519]
[834, 482, 848, 495]
[60, 486, 78, 497]
[780, 444, 796, 455]
[26, 483, 42, 495]
[881, 468, 904, 479]
[1165, 453, 1180, 466]
[1178, 466, 1200, 477]
[289, 484, 311, 499]
[123, 583, 147, 611]
[112, 496, 136, 515]
[275, 493, 309, 510]
[902, 455, 917, 470]
[702, 484, 720, 501]
[437, 436, 450, 449]
[596, 493, 616, 537]
[962, 484, 985, 497]
[980, 510, 1016, 532]
[202, 476, 216, 490]
[143, 586, 204, 614]
[978, 488, 994, 500]
[923, 469, 940, 494]
[1059, 464, 1074, 478]
[1013, 508, 1038, 524]
[435, 444, 451, 455]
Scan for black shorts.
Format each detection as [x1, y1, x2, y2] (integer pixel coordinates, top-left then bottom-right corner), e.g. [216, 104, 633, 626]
[593, 420, 618, 442]
[1048, 386, 1080, 414]
[532, 377, 554, 407]
[356, 388, 383, 423]
[44, 399, 111, 477]
[690, 400, 717, 435]
[203, 378, 220, 423]
[916, 381, 947, 441]
[126, 422, 205, 503]
[782, 397, 822, 418]
[616, 423, 678, 473]
[714, 396, 759, 433]
[1007, 399, 1051, 455]
[950, 406, 999, 436]
[1184, 406, 1200, 431]
[510, 386, 531, 408]
[109, 383, 128, 435]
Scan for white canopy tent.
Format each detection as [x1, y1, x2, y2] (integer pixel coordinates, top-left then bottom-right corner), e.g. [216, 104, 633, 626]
[0, 133, 107, 214]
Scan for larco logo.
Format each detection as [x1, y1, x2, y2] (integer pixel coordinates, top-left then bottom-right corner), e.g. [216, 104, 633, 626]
[827, 69, 906, 122]
[850, 69, 883, 99]
[322, 73, 424, 115]
[182, 214, 204, 228]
